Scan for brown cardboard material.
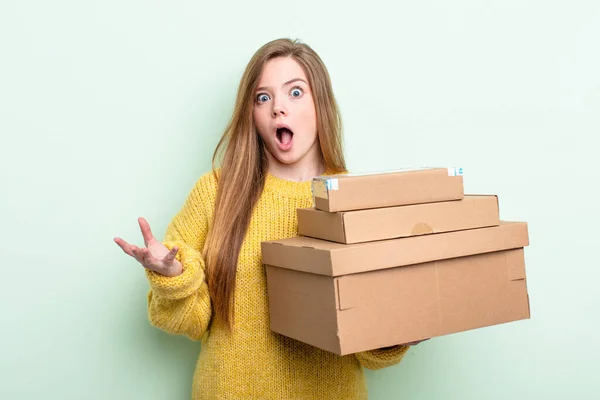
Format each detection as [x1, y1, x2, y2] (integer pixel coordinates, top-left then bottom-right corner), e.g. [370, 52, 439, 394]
[263, 221, 528, 276]
[298, 195, 500, 244]
[262, 222, 530, 355]
[312, 168, 464, 212]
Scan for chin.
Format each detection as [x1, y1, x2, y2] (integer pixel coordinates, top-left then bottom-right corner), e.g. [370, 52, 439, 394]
[272, 152, 303, 165]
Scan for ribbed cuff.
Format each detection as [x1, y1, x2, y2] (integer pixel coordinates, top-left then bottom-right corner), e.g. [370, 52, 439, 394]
[145, 241, 206, 300]
[355, 345, 410, 370]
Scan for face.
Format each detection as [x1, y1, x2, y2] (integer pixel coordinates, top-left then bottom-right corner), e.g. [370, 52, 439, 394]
[253, 57, 320, 168]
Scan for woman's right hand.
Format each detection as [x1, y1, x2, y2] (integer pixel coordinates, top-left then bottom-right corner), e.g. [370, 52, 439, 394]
[114, 217, 183, 277]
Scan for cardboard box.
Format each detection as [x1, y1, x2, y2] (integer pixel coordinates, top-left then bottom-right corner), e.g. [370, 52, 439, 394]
[298, 195, 500, 244]
[312, 168, 464, 212]
[261, 222, 530, 355]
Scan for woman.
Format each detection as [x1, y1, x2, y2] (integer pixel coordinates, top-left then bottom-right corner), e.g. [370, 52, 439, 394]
[114, 38, 421, 399]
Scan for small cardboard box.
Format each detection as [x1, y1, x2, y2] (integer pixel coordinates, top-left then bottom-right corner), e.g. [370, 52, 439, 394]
[261, 222, 530, 356]
[312, 168, 464, 212]
[298, 195, 499, 244]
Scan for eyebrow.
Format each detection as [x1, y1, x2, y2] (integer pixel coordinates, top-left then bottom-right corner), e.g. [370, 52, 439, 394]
[256, 78, 308, 92]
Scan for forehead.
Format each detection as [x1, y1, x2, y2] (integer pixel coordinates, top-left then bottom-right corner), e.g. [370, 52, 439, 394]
[257, 57, 308, 87]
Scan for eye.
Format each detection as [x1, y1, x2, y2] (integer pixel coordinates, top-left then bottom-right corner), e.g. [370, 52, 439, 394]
[256, 93, 270, 103]
[291, 87, 303, 98]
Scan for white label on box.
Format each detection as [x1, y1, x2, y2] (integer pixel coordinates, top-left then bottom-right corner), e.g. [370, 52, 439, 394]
[311, 177, 339, 202]
[326, 179, 339, 191]
[447, 167, 464, 176]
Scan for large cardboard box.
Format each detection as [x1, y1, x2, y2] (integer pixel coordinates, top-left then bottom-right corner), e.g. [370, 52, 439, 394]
[262, 222, 530, 356]
[298, 195, 499, 244]
[312, 168, 464, 212]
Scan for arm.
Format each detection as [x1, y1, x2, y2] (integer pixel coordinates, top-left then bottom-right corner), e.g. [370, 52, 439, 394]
[145, 174, 215, 341]
[354, 345, 411, 370]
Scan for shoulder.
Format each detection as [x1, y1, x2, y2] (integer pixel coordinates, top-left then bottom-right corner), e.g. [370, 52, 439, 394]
[194, 169, 219, 196]
[180, 169, 219, 214]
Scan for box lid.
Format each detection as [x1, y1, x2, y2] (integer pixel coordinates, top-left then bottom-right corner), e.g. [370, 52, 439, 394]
[298, 195, 500, 244]
[312, 167, 464, 212]
[261, 221, 529, 277]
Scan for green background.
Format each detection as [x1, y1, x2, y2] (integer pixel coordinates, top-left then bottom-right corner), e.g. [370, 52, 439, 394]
[1, 0, 598, 398]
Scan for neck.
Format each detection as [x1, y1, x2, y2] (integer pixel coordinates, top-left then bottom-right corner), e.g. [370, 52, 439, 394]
[266, 146, 325, 182]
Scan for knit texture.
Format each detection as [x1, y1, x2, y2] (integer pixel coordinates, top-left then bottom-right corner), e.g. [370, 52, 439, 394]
[145, 171, 410, 399]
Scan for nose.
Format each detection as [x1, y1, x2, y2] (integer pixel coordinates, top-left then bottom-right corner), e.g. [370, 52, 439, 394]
[272, 104, 287, 117]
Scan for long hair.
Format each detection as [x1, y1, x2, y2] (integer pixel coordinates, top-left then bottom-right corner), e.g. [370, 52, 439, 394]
[204, 38, 346, 330]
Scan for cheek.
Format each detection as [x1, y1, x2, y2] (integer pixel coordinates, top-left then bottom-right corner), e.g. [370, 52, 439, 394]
[253, 109, 269, 139]
[299, 102, 317, 136]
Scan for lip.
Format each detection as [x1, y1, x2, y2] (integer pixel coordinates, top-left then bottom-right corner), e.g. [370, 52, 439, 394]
[274, 123, 292, 132]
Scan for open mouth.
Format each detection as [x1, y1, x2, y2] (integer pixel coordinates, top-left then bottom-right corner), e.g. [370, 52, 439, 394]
[276, 127, 294, 149]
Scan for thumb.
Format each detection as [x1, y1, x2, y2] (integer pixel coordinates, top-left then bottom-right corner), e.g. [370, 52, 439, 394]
[163, 246, 179, 265]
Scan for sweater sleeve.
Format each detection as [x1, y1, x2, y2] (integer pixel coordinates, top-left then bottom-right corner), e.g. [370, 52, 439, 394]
[354, 345, 410, 370]
[145, 173, 215, 341]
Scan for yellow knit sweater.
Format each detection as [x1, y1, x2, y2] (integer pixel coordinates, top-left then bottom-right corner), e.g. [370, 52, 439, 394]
[145, 171, 410, 399]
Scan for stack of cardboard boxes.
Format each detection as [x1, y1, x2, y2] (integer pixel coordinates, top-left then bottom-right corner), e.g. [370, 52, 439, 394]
[261, 168, 530, 356]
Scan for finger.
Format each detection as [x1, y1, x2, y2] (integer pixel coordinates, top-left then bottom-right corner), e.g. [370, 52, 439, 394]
[130, 245, 147, 265]
[114, 237, 135, 258]
[138, 217, 156, 247]
[163, 246, 179, 264]
[140, 248, 162, 270]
